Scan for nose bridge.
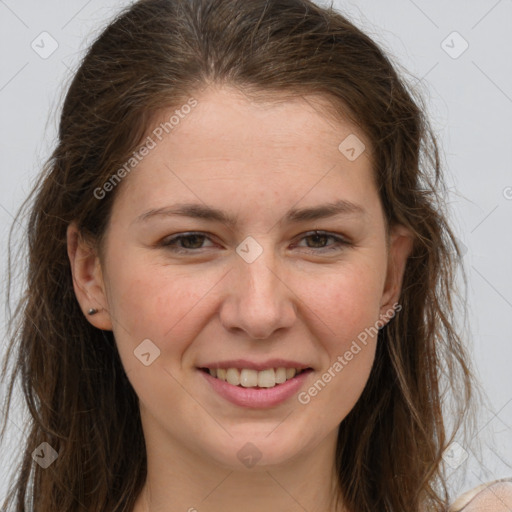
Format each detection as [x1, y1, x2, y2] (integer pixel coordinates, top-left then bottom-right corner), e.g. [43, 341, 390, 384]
[220, 235, 296, 338]
[241, 246, 279, 302]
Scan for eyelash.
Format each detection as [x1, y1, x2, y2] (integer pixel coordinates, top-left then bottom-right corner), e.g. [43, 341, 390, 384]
[159, 231, 351, 254]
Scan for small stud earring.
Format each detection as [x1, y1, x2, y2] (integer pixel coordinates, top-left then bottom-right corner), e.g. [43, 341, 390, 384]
[87, 308, 98, 315]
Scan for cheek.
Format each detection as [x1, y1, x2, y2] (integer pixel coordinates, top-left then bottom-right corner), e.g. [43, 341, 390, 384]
[298, 275, 382, 423]
[305, 261, 384, 395]
[104, 268, 212, 410]
[105, 247, 204, 324]
[102, 251, 203, 363]
[309, 263, 385, 340]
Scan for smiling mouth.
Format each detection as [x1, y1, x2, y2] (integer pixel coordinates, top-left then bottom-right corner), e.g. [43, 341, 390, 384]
[199, 367, 313, 389]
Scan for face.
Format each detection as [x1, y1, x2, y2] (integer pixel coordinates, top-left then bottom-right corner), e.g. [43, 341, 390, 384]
[68, 85, 412, 471]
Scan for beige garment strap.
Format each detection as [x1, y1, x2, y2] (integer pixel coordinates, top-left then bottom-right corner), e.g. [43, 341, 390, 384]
[448, 477, 512, 511]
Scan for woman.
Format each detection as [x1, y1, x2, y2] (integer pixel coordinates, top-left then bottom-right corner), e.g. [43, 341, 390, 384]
[1, 0, 510, 510]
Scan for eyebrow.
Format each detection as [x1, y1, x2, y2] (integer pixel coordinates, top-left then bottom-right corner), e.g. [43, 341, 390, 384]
[133, 199, 365, 227]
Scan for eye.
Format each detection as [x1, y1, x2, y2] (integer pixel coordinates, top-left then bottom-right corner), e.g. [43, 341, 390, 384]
[294, 230, 350, 253]
[160, 232, 216, 253]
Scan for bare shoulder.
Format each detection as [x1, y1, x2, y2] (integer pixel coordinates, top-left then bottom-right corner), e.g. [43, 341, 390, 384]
[448, 478, 512, 511]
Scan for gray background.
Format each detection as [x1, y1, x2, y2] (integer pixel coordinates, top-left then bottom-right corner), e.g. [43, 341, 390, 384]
[1, 0, 511, 505]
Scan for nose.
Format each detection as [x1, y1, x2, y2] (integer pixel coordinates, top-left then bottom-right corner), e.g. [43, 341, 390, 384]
[219, 243, 297, 339]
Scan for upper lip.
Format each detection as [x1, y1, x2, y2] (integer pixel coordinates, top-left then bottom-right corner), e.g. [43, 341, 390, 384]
[198, 359, 312, 371]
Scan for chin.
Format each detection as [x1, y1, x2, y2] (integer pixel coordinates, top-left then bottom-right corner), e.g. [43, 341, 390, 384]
[201, 429, 311, 471]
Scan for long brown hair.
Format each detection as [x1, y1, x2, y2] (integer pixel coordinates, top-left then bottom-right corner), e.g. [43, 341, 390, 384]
[1, 0, 481, 510]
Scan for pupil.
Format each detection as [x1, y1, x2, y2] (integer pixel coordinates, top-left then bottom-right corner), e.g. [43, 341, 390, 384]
[184, 235, 203, 248]
[309, 234, 326, 247]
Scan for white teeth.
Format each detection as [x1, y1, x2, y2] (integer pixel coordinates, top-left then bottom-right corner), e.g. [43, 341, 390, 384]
[257, 368, 275, 388]
[275, 367, 287, 384]
[240, 369, 258, 388]
[226, 368, 240, 386]
[286, 368, 297, 379]
[207, 366, 306, 388]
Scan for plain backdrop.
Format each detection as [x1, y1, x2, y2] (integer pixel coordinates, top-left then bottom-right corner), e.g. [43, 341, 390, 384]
[1, 0, 511, 505]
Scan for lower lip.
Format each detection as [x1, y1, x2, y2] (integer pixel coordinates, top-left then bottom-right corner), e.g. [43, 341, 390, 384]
[198, 369, 313, 409]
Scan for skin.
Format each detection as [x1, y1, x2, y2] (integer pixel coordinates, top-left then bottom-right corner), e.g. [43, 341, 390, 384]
[449, 480, 512, 512]
[67, 85, 413, 512]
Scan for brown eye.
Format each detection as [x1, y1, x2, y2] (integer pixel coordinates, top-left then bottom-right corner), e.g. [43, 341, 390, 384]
[304, 233, 330, 248]
[161, 232, 215, 253]
[295, 231, 350, 253]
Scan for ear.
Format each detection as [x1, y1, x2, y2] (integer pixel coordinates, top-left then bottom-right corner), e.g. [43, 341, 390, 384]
[379, 224, 414, 320]
[66, 222, 112, 330]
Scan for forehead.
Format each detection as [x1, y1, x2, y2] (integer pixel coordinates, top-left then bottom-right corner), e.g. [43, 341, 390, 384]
[113, 86, 376, 216]
[150, 85, 366, 155]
